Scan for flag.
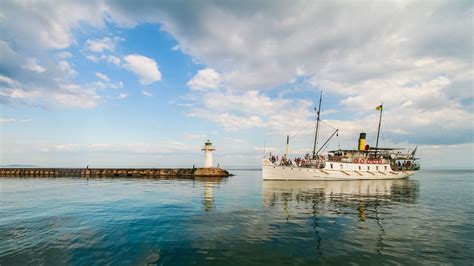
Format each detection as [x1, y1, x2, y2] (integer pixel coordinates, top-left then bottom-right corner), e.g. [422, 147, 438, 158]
[375, 104, 383, 111]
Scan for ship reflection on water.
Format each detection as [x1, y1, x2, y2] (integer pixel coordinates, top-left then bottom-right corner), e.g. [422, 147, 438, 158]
[263, 179, 419, 254]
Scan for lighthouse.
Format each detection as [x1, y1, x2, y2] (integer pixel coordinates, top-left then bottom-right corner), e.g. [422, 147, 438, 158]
[201, 140, 215, 168]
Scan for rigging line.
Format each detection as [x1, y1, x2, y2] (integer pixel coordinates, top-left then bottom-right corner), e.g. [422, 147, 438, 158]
[320, 120, 338, 130]
[380, 127, 388, 145]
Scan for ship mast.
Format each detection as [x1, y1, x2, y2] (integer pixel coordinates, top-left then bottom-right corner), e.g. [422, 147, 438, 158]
[375, 102, 383, 157]
[312, 91, 322, 159]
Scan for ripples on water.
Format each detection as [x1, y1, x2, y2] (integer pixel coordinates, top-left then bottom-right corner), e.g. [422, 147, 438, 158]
[0, 169, 473, 265]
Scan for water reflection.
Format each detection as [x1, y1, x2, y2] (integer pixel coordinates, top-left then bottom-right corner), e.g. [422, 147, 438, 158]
[263, 179, 419, 255]
[263, 179, 419, 210]
[194, 177, 226, 212]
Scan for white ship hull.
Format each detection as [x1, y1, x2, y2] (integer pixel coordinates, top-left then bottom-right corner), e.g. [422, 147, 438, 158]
[262, 159, 413, 181]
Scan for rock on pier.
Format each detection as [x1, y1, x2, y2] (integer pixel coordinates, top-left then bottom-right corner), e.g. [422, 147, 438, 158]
[0, 167, 231, 178]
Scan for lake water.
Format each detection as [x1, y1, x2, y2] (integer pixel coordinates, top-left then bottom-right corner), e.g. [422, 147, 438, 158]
[1, 169, 473, 265]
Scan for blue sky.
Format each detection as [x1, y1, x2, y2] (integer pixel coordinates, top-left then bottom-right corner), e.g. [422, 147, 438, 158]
[1, 1, 473, 168]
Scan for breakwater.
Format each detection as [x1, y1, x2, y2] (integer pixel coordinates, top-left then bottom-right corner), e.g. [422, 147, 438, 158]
[0, 167, 230, 178]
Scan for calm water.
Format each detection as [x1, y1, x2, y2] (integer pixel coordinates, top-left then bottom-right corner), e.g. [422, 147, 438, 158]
[1, 169, 473, 265]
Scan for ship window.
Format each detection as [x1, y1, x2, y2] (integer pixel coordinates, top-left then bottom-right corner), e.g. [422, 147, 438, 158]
[376, 166, 379, 171]
[367, 166, 370, 170]
[384, 166, 387, 170]
[358, 166, 361, 170]
[330, 164, 333, 169]
[340, 164, 343, 169]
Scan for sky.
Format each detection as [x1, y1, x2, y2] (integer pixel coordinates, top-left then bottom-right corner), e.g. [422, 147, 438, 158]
[0, 0, 473, 168]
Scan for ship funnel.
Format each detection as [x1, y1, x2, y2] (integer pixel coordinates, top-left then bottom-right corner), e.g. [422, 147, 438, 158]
[358, 133, 366, 151]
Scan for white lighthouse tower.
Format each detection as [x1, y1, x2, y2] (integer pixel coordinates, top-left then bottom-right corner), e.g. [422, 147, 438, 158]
[201, 140, 215, 168]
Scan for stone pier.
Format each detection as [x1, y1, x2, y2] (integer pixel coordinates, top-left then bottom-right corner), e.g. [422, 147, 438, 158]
[0, 167, 230, 178]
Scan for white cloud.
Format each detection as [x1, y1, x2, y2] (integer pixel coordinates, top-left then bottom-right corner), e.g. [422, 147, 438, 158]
[203, 90, 289, 115]
[190, 109, 263, 131]
[0, 118, 17, 124]
[85, 37, 120, 53]
[95, 72, 109, 82]
[0, 88, 41, 99]
[53, 84, 101, 109]
[56, 51, 72, 59]
[187, 68, 220, 91]
[0, 75, 19, 86]
[142, 90, 152, 97]
[89, 80, 123, 90]
[86, 54, 121, 66]
[58, 60, 77, 79]
[54, 144, 81, 152]
[118, 92, 128, 99]
[123, 54, 162, 85]
[1, 2, 104, 50]
[22, 58, 46, 73]
[0, 118, 32, 124]
[107, 55, 121, 65]
[183, 132, 206, 139]
[86, 54, 99, 62]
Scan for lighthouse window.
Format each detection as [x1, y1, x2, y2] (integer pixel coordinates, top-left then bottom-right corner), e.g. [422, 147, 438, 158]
[330, 164, 333, 169]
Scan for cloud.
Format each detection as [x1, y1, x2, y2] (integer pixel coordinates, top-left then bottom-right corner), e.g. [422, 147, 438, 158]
[202, 90, 289, 116]
[53, 84, 102, 109]
[56, 51, 73, 59]
[0, 118, 17, 124]
[96, 72, 109, 82]
[1, 1, 104, 50]
[142, 90, 152, 97]
[22, 58, 46, 73]
[190, 109, 263, 131]
[86, 55, 100, 62]
[54, 144, 81, 152]
[111, 1, 470, 92]
[187, 68, 220, 91]
[0, 88, 41, 100]
[56, 60, 77, 80]
[118, 92, 128, 99]
[0, 118, 32, 124]
[123, 54, 162, 85]
[86, 54, 121, 65]
[107, 55, 121, 65]
[0, 75, 19, 86]
[183, 132, 206, 139]
[85, 37, 120, 53]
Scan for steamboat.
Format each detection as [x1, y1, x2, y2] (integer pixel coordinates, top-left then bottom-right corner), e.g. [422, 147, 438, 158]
[262, 92, 420, 181]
